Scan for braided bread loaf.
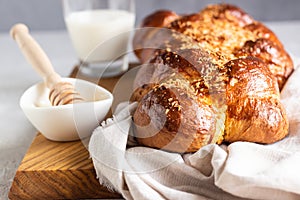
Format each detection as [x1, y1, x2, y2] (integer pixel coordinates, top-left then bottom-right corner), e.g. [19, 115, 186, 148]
[131, 4, 293, 153]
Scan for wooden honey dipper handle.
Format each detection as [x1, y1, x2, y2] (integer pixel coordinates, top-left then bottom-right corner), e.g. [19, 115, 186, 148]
[10, 23, 84, 105]
[10, 23, 61, 89]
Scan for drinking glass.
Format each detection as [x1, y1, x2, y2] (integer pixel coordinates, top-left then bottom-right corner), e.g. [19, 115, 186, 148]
[63, 0, 135, 77]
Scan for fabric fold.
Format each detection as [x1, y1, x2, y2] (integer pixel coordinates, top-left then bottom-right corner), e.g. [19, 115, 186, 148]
[89, 66, 300, 200]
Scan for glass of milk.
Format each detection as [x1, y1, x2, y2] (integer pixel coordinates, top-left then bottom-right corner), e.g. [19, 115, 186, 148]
[63, 0, 135, 77]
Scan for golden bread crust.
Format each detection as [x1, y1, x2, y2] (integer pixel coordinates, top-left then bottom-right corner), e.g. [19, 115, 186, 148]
[131, 4, 292, 153]
[224, 58, 288, 143]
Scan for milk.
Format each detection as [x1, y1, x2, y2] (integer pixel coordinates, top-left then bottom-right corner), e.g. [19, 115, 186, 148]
[65, 9, 135, 63]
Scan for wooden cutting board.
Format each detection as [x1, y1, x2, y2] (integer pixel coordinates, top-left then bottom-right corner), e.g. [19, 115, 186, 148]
[9, 64, 139, 199]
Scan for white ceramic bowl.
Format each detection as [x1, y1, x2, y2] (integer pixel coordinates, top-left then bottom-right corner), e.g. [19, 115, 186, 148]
[20, 78, 113, 141]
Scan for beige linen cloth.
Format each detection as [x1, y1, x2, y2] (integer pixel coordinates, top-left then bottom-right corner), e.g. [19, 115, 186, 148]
[89, 64, 300, 200]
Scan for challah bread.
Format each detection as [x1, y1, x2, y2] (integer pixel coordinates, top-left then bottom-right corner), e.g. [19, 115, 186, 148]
[133, 37, 227, 152]
[131, 4, 293, 153]
[133, 4, 293, 90]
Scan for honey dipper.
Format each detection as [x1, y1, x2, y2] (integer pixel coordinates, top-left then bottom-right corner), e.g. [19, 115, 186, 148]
[10, 23, 84, 106]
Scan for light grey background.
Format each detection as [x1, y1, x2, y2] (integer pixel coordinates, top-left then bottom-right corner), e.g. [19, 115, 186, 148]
[1, 0, 300, 32]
